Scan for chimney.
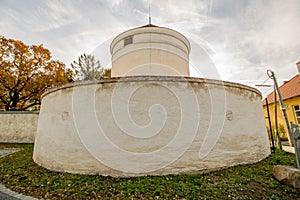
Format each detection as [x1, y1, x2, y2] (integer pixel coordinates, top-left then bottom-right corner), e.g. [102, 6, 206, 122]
[297, 61, 300, 74]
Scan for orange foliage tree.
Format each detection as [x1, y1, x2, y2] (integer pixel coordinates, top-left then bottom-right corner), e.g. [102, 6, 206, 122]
[0, 36, 73, 111]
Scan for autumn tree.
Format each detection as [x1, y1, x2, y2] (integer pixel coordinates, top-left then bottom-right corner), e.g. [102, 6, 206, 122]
[0, 35, 73, 111]
[71, 53, 111, 81]
[103, 68, 111, 78]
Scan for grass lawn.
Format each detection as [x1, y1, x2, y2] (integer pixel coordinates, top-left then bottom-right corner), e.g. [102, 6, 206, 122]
[0, 143, 299, 199]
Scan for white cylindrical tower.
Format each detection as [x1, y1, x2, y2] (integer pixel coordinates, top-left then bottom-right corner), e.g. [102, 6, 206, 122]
[110, 24, 191, 77]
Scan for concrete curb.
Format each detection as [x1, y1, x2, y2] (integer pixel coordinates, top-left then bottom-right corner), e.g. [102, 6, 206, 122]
[0, 185, 39, 200]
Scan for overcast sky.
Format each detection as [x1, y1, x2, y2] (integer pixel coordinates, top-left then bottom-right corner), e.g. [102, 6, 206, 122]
[1, 0, 300, 94]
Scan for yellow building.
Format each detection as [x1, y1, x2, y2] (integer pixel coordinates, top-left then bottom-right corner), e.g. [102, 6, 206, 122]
[263, 62, 300, 139]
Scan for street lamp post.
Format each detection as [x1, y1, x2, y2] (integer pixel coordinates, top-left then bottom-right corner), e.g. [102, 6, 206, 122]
[267, 70, 293, 146]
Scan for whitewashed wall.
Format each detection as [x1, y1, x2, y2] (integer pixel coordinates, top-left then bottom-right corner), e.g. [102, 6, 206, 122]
[0, 111, 38, 143]
[110, 26, 191, 77]
[33, 77, 270, 177]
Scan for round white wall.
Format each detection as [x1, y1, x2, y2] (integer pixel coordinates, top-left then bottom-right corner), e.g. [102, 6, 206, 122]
[33, 77, 270, 177]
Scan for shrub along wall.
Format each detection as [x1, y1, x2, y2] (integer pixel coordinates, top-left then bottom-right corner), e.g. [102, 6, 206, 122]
[0, 111, 38, 143]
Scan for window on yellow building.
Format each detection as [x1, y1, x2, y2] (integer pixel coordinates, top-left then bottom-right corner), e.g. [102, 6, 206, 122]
[293, 105, 300, 124]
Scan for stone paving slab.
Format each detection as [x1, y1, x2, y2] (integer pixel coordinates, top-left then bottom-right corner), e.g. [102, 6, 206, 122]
[282, 146, 295, 154]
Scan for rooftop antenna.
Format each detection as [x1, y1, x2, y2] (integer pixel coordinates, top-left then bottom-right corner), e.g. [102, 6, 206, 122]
[148, 0, 151, 24]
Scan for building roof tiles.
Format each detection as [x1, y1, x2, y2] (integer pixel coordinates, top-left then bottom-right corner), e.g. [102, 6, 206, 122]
[263, 74, 300, 105]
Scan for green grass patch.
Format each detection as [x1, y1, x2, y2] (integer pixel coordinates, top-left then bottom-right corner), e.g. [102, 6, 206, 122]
[0, 143, 299, 199]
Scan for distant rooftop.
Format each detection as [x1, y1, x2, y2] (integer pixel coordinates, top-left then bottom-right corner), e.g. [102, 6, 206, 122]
[263, 74, 300, 105]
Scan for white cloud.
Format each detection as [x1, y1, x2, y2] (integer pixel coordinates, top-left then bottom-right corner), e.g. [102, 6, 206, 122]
[0, 0, 299, 85]
[194, 0, 300, 81]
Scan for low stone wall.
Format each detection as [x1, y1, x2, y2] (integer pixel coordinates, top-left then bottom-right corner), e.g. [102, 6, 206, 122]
[0, 111, 38, 143]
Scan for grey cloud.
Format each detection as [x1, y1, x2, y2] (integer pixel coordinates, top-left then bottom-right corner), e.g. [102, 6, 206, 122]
[210, 0, 250, 18]
[0, 0, 299, 86]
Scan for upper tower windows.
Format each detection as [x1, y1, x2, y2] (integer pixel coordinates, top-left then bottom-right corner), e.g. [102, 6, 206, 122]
[124, 36, 133, 46]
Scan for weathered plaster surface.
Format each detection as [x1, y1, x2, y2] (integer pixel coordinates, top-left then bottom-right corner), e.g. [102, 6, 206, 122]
[0, 111, 38, 143]
[33, 77, 270, 177]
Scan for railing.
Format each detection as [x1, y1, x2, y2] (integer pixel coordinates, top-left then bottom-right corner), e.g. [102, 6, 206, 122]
[290, 122, 300, 169]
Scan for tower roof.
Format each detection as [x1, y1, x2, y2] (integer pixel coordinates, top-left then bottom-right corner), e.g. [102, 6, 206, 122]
[139, 24, 158, 28]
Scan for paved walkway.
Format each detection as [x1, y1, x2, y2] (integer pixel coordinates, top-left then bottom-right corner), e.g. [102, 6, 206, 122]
[0, 190, 19, 200]
[0, 185, 37, 200]
[0, 148, 38, 200]
[0, 148, 20, 158]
